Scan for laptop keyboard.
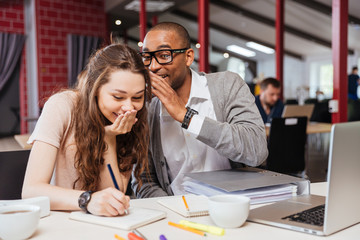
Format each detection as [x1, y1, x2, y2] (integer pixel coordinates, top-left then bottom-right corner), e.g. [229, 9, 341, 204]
[282, 204, 325, 226]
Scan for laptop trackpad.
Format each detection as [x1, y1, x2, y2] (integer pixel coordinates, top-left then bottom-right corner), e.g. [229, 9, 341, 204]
[248, 194, 325, 222]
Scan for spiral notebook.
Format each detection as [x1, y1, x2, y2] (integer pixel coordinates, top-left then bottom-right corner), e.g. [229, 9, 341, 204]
[69, 207, 166, 230]
[157, 195, 209, 217]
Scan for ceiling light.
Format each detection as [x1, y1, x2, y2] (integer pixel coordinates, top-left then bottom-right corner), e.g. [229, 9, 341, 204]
[245, 42, 274, 54]
[125, 0, 175, 12]
[226, 45, 256, 57]
[115, 20, 122, 25]
[223, 52, 229, 58]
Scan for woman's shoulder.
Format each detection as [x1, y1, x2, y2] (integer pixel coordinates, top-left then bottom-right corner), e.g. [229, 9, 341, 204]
[48, 90, 77, 101]
[45, 90, 78, 107]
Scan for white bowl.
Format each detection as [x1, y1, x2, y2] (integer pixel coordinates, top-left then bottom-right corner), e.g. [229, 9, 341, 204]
[0, 204, 40, 240]
[208, 195, 250, 228]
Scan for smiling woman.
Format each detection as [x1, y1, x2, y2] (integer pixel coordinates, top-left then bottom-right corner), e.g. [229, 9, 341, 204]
[22, 44, 152, 217]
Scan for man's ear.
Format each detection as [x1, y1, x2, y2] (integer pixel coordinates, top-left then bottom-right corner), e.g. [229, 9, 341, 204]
[185, 48, 194, 67]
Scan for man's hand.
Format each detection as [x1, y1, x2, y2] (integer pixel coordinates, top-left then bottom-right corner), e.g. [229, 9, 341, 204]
[105, 110, 138, 136]
[150, 72, 187, 122]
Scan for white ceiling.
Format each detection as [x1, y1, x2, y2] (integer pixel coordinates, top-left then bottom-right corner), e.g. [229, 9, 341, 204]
[106, 0, 360, 66]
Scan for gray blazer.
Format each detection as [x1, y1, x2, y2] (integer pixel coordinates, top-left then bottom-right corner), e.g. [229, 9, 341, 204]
[132, 71, 268, 198]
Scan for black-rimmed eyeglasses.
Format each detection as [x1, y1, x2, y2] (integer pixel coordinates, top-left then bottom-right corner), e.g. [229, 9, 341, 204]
[139, 48, 189, 67]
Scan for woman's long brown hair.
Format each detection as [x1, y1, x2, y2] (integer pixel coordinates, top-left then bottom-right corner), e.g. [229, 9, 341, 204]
[70, 44, 151, 191]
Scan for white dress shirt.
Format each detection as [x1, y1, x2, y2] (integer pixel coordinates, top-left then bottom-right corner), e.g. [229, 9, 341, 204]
[160, 70, 230, 195]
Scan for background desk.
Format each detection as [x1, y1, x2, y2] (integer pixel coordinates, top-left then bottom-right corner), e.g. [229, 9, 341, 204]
[30, 182, 359, 240]
[265, 122, 332, 136]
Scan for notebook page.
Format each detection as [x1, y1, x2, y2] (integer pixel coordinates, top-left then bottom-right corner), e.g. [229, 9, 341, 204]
[69, 207, 166, 230]
[157, 195, 209, 217]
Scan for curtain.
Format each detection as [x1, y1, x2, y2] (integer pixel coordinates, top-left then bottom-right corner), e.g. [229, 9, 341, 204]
[0, 32, 26, 93]
[67, 34, 101, 87]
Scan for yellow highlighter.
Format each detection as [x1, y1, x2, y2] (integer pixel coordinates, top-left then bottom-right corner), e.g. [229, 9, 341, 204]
[179, 220, 225, 236]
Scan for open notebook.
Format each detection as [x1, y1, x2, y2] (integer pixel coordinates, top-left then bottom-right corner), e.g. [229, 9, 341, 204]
[69, 207, 166, 230]
[157, 195, 209, 217]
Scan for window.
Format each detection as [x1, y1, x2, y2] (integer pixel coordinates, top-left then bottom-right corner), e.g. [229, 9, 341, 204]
[309, 62, 333, 99]
[227, 57, 246, 80]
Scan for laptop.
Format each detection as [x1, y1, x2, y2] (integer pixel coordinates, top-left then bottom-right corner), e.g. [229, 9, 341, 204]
[282, 104, 315, 120]
[0, 150, 30, 200]
[248, 121, 360, 236]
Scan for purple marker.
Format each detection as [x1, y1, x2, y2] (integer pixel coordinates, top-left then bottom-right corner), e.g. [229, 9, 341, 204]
[159, 234, 167, 240]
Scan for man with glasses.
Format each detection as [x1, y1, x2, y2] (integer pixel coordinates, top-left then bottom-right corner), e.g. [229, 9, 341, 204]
[132, 22, 267, 198]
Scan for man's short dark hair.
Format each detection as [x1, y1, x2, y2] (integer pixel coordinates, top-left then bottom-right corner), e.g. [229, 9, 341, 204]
[149, 22, 191, 48]
[260, 77, 281, 90]
[352, 66, 358, 72]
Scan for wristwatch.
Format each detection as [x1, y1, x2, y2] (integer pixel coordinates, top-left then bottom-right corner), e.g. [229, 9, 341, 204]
[181, 107, 198, 129]
[78, 191, 93, 213]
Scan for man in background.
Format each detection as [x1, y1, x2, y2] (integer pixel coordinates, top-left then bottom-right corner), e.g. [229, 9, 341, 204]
[132, 22, 268, 198]
[348, 66, 359, 100]
[255, 77, 284, 124]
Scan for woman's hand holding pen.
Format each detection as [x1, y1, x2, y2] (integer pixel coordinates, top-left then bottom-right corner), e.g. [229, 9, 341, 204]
[105, 110, 138, 136]
[87, 187, 130, 217]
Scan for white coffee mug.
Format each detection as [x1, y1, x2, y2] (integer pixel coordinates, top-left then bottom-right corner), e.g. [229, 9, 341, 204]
[0, 204, 40, 240]
[208, 195, 250, 228]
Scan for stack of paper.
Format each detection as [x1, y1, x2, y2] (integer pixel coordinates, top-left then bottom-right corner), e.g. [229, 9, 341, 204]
[183, 180, 297, 205]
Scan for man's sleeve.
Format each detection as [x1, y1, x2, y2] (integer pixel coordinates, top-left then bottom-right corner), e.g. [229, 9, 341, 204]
[131, 151, 169, 198]
[197, 72, 268, 167]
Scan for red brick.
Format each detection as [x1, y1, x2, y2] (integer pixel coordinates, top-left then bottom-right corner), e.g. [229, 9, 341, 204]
[49, 67, 60, 73]
[61, 67, 68, 74]
[47, 29, 58, 37]
[12, 22, 24, 30]
[42, 76, 53, 83]
[53, 2, 64, 10]
[41, 57, 53, 64]
[60, 12, 69, 19]
[47, 10, 57, 18]
[73, 14, 82, 22]
[39, 0, 51, 8]
[48, 48, 59, 55]
[54, 39, 65, 46]
[55, 57, 66, 65]
[0, 21, 11, 28]
[40, 19, 51, 27]
[53, 21, 64, 28]
[66, 22, 76, 30]
[5, 11, 17, 19]
[40, 38, 52, 45]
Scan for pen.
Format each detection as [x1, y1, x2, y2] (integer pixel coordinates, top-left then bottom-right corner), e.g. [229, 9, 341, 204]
[159, 234, 167, 240]
[179, 220, 225, 236]
[114, 234, 126, 240]
[107, 163, 120, 190]
[107, 163, 128, 215]
[128, 232, 145, 240]
[132, 229, 147, 240]
[182, 195, 190, 211]
[168, 221, 207, 236]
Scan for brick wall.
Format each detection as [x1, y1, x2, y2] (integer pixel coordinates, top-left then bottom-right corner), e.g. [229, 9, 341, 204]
[36, 0, 107, 105]
[1, 0, 107, 133]
[0, 0, 24, 33]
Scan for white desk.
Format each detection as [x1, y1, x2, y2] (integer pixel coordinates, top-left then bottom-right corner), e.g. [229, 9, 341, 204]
[31, 183, 359, 240]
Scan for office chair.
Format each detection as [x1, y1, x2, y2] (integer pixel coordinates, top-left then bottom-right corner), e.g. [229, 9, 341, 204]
[266, 117, 308, 178]
[310, 100, 331, 123]
[0, 150, 30, 200]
